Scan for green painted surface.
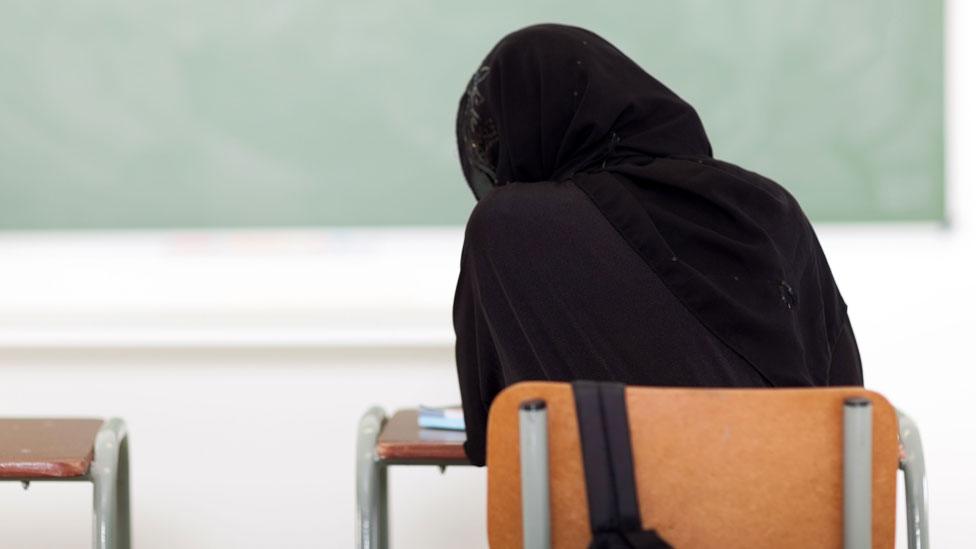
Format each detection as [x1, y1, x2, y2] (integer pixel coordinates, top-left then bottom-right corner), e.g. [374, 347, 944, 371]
[0, 0, 943, 229]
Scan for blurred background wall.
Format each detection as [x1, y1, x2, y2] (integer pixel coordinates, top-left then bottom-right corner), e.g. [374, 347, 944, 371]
[0, 0, 969, 548]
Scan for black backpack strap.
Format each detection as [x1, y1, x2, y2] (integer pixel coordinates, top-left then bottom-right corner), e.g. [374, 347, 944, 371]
[573, 381, 673, 549]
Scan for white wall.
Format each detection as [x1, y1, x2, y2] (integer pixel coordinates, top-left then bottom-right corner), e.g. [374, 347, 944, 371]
[0, 1, 973, 547]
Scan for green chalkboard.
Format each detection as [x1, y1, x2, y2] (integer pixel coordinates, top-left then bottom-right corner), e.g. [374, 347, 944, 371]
[0, 0, 943, 229]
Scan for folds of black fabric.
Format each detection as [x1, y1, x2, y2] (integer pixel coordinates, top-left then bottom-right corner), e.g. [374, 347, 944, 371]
[573, 381, 673, 549]
[454, 23, 862, 390]
[453, 23, 863, 468]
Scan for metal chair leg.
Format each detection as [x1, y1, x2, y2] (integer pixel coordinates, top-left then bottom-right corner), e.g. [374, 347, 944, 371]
[91, 418, 130, 549]
[519, 399, 550, 549]
[843, 397, 872, 549]
[356, 407, 388, 549]
[897, 410, 929, 549]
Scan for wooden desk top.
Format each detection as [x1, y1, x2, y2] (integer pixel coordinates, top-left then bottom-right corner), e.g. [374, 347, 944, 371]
[376, 410, 469, 464]
[0, 419, 104, 478]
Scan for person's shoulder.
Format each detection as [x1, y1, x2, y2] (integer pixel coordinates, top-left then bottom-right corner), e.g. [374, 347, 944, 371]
[464, 180, 588, 249]
[468, 180, 581, 222]
[699, 157, 801, 209]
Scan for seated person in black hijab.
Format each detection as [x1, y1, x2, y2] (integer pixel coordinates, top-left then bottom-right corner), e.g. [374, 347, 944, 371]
[453, 24, 863, 467]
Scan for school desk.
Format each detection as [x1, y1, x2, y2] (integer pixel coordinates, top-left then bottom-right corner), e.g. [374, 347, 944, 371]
[0, 418, 130, 549]
[356, 408, 470, 549]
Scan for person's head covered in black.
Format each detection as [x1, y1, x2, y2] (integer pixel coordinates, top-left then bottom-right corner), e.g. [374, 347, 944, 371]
[456, 24, 711, 199]
[452, 24, 862, 467]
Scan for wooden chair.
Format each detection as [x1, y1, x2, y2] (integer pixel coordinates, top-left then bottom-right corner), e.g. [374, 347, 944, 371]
[487, 382, 928, 549]
[0, 418, 130, 549]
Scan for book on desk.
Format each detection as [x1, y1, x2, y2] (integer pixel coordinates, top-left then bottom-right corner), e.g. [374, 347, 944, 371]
[418, 405, 465, 431]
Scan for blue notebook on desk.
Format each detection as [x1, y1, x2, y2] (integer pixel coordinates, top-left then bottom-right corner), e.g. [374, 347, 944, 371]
[418, 405, 465, 431]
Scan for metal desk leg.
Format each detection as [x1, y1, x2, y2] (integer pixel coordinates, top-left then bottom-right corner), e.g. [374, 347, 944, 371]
[91, 418, 130, 549]
[357, 408, 388, 549]
[897, 410, 929, 549]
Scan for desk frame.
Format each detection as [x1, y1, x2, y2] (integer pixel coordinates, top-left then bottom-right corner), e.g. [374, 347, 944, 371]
[356, 408, 468, 549]
[3, 418, 130, 549]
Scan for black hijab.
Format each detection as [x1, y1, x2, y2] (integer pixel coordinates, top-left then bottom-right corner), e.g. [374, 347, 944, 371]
[456, 24, 851, 387]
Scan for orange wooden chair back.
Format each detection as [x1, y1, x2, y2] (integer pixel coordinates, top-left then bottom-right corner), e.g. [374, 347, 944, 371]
[486, 382, 899, 549]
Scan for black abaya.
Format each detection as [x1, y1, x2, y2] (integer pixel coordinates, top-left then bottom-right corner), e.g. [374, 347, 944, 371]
[453, 25, 862, 466]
